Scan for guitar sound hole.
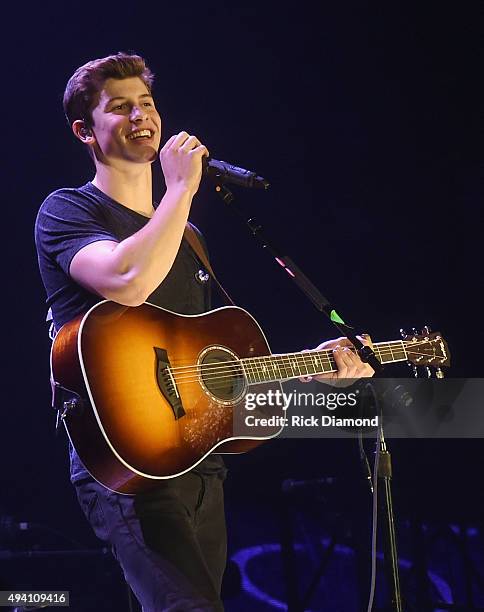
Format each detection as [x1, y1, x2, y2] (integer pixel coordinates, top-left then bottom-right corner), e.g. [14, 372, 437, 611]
[199, 347, 246, 403]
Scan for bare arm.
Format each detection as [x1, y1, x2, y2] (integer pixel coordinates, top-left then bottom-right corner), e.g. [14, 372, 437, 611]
[69, 132, 207, 306]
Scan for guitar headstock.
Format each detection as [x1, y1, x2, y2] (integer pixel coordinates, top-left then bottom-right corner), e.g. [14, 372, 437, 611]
[400, 326, 451, 368]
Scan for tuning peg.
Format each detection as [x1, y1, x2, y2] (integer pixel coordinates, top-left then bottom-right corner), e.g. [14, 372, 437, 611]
[422, 325, 431, 338]
[400, 328, 407, 339]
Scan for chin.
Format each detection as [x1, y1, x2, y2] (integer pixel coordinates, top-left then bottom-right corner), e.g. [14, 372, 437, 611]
[130, 149, 157, 164]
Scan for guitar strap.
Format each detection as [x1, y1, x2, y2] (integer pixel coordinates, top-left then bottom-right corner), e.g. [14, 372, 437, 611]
[183, 222, 235, 306]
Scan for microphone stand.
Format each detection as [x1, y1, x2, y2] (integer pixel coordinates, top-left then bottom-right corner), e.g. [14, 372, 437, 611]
[378, 427, 403, 612]
[210, 181, 402, 611]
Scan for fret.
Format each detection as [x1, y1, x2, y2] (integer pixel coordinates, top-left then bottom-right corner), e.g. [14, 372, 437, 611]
[264, 356, 274, 382]
[259, 357, 266, 381]
[252, 357, 262, 383]
[290, 354, 302, 377]
[323, 351, 337, 373]
[269, 357, 278, 381]
[300, 354, 312, 375]
[328, 352, 337, 373]
[393, 341, 407, 362]
[309, 353, 318, 375]
[304, 352, 319, 376]
[287, 354, 299, 378]
[295, 353, 309, 376]
[317, 350, 333, 374]
[273, 356, 286, 380]
[372, 345, 382, 364]
[258, 357, 267, 382]
[241, 358, 255, 384]
[376, 341, 407, 365]
[255, 356, 275, 383]
[280, 355, 293, 379]
[272, 357, 284, 380]
[285, 353, 296, 377]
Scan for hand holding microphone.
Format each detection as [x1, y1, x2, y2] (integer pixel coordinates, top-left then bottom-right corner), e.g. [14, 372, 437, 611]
[160, 131, 209, 196]
[160, 131, 270, 194]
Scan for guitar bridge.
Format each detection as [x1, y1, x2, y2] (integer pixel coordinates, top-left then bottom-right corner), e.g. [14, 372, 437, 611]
[154, 347, 186, 420]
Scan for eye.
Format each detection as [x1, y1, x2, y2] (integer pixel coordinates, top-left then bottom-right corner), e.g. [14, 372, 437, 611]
[112, 103, 127, 111]
[143, 101, 153, 107]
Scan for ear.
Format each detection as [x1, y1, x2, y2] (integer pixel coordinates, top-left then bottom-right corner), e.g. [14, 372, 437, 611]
[72, 120, 96, 145]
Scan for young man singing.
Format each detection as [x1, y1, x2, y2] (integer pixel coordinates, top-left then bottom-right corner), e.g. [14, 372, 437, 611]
[35, 52, 373, 611]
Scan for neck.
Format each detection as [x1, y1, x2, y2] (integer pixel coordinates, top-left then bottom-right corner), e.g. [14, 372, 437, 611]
[241, 341, 409, 385]
[92, 163, 154, 217]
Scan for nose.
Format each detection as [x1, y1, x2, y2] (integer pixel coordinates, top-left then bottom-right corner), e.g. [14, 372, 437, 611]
[129, 105, 147, 122]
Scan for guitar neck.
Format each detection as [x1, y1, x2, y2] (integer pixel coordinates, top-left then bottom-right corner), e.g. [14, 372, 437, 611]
[241, 341, 408, 384]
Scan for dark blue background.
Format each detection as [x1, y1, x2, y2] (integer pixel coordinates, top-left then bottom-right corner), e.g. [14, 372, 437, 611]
[1, 1, 481, 609]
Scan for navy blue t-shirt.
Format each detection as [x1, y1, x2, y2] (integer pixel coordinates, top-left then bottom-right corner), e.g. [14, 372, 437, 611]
[35, 181, 225, 482]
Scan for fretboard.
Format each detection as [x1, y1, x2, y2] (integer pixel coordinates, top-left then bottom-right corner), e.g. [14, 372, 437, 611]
[241, 341, 408, 384]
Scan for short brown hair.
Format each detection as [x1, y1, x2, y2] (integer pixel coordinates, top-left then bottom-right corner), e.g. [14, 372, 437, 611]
[63, 52, 155, 128]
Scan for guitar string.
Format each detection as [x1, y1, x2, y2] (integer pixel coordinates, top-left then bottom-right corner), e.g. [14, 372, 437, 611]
[167, 350, 401, 384]
[169, 364, 440, 391]
[166, 358, 443, 394]
[165, 342, 406, 371]
[164, 342, 438, 380]
[159, 339, 443, 391]
[166, 349, 442, 389]
[166, 348, 441, 387]
[165, 340, 435, 375]
[164, 350, 446, 392]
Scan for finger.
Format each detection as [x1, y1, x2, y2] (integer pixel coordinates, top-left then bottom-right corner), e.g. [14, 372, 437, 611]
[316, 336, 347, 351]
[354, 336, 375, 376]
[180, 135, 203, 152]
[358, 334, 373, 347]
[359, 362, 375, 377]
[191, 144, 210, 158]
[339, 347, 362, 378]
[315, 372, 337, 381]
[351, 353, 374, 378]
[332, 346, 349, 378]
[170, 131, 191, 150]
[343, 347, 360, 377]
[160, 134, 177, 153]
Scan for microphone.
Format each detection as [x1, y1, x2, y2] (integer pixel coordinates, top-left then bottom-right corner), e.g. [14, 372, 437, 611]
[203, 157, 270, 189]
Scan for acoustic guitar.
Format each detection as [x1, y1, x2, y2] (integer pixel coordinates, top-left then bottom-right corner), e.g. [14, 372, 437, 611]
[51, 301, 450, 493]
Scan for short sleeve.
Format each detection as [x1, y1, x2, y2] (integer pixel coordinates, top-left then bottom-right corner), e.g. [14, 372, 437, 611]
[35, 188, 119, 277]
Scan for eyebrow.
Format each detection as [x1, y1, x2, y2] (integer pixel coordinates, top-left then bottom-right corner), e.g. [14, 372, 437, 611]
[106, 93, 153, 105]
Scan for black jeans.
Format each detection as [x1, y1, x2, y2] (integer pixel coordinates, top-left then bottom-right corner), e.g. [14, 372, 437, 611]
[75, 472, 226, 611]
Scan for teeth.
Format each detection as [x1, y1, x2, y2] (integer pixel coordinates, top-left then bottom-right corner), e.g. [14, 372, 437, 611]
[127, 130, 152, 140]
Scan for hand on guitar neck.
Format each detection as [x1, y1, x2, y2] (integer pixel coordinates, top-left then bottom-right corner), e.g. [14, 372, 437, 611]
[301, 334, 374, 385]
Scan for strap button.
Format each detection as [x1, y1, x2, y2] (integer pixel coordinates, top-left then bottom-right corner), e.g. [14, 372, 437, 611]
[195, 269, 210, 283]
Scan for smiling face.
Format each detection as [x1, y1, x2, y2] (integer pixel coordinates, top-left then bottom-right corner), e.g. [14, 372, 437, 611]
[88, 76, 161, 166]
